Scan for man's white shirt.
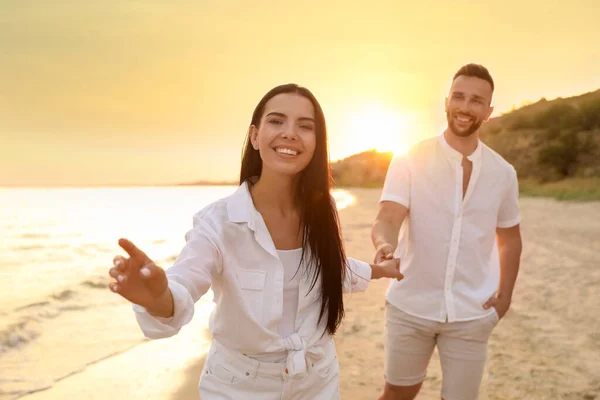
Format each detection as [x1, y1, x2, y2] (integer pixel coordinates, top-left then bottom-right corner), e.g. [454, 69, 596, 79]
[381, 133, 520, 322]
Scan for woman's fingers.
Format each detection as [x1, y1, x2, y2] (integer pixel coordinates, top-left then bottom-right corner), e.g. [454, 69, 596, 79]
[109, 282, 121, 293]
[110, 240, 166, 303]
[118, 238, 151, 264]
[113, 255, 127, 272]
[111, 256, 128, 284]
[109, 267, 127, 284]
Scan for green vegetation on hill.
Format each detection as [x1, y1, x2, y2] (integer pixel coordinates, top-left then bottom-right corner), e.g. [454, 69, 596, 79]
[331, 89, 600, 200]
[331, 150, 393, 188]
[480, 89, 600, 182]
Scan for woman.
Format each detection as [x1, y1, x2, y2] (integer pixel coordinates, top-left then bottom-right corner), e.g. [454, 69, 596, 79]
[108, 83, 402, 399]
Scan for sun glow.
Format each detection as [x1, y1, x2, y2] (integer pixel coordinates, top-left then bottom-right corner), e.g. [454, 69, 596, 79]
[339, 104, 414, 158]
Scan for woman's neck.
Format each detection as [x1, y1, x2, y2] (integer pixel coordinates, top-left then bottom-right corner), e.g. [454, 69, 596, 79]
[250, 170, 299, 216]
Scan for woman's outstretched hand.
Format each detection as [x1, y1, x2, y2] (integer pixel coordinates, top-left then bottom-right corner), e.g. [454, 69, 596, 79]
[371, 258, 403, 281]
[109, 238, 173, 317]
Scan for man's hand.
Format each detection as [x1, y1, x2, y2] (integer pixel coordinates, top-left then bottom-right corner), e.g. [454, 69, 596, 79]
[371, 201, 407, 262]
[374, 242, 395, 263]
[483, 292, 511, 319]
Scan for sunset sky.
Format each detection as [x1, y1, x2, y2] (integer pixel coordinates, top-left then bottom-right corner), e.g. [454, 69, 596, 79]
[1, 0, 599, 186]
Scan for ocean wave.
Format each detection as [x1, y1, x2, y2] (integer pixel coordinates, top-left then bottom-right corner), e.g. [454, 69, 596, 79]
[14, 301, 50, 312]
[1, 260, 164, 357]
[10, 244, 45, 251]
[9, 243, 72, 253]
[0, 319, 42, 354]
[2, 284, 105, 353]
[81, 279, 109, 289]
[51, 290, 76, 301]
[18, 233, 50, 239]
[12, 278, 109, 317]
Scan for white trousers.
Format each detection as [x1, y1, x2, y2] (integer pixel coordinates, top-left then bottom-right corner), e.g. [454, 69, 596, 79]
[199, 340, 340, 400]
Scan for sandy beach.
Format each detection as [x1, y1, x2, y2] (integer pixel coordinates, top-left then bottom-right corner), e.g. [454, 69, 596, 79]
[20, 188, 600, 400]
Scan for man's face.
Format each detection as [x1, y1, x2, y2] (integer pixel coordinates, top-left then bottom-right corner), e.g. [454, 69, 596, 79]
[445, 75, 494, 137]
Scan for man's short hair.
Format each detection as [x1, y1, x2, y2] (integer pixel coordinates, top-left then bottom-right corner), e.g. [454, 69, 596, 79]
[453, 63, 494, 92]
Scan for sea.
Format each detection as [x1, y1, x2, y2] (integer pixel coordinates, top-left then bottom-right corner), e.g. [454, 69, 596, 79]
[0, 186, 355, 399]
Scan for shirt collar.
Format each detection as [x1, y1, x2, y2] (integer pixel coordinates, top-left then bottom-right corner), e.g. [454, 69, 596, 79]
[438, 131, 482, 163]
[226, 180, 279, 258]
[226, 180, 258, 230]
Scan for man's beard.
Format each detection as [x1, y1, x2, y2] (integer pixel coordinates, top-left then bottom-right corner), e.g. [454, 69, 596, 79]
[446, 110, 482, 137]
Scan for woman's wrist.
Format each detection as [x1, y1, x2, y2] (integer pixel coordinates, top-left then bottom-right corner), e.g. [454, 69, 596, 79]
[370, 264, 382, 280]
[146, 288, 174, 318]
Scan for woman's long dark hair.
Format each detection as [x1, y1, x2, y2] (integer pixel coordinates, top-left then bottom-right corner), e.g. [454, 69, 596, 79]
[240, 83, 347, 336]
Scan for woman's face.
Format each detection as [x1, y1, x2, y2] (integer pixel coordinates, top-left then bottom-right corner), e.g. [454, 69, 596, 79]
[250, 93, 317, 177]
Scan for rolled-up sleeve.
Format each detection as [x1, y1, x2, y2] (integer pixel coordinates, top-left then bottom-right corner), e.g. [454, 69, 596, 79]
[133, 215, 222, 339]
[343, 258, 372, 293]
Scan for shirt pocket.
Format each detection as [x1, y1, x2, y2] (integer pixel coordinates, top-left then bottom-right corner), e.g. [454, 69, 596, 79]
[238, 269, 266, 322]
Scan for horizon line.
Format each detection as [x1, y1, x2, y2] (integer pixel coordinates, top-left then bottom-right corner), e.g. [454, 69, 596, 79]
[1, 149, 395, 188]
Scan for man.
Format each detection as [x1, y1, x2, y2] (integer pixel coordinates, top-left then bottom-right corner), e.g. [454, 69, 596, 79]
[372, 63, 523, 400]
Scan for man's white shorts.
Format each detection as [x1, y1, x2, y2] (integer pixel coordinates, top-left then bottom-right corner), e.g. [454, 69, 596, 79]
[385, 302, 499, 400]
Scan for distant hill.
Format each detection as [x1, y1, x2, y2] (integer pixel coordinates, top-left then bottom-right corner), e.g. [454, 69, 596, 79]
[331, 150, 393, 187]
[177, 180, 238, 186]
[480, 89, 600, 181]
[332, 89, 600, 188]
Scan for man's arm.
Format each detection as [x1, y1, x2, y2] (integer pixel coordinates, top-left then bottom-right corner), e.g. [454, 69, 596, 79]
[496, 225, 523, 299]
[371, 201, 408, 263]
[483, 224, 523, 317]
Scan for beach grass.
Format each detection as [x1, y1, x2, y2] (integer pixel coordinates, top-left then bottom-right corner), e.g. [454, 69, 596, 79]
[518, 177, 600, 201]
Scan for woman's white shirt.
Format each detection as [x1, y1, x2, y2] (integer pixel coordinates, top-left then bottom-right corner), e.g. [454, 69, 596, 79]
[132, 182, 371, 377]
